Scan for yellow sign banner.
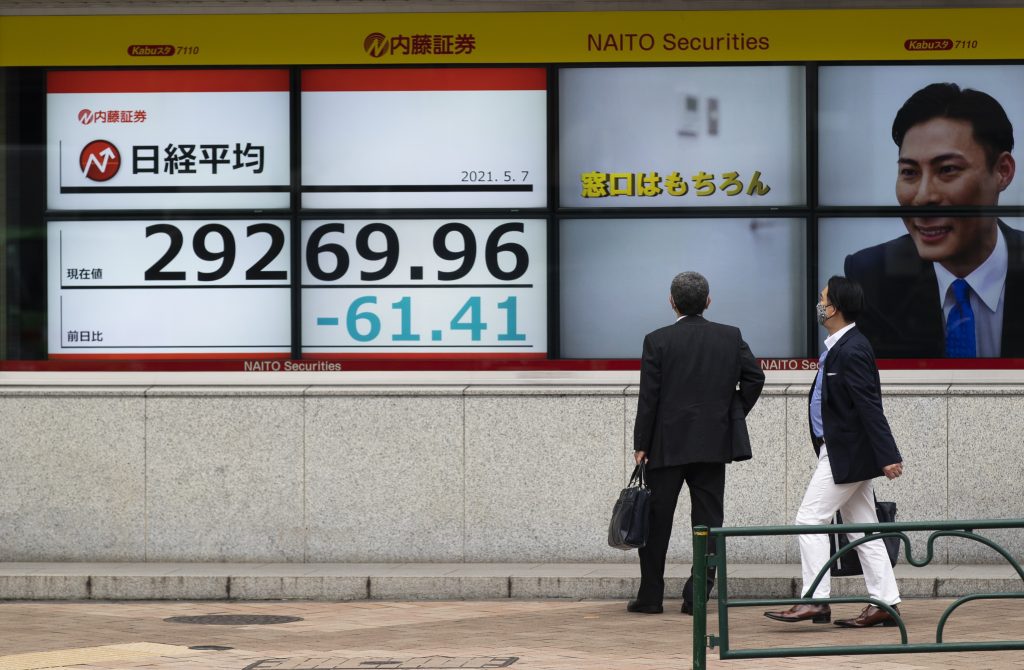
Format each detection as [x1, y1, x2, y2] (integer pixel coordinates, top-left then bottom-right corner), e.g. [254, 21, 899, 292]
[0, 8, 1022, 66]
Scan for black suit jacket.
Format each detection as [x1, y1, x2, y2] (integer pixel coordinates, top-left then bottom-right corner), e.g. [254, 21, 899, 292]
[845, 221, 1024, 358]
[808, 327, 902, 484]
[634, 315, 765, 469]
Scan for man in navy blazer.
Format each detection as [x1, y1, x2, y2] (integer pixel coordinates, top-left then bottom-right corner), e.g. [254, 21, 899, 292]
[845, 82, 1019, 358]
[765, 276, 905, 628]
[628, 271, 764, 615]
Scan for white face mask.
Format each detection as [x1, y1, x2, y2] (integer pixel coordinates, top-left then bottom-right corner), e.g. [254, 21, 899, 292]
[815, 302, 832, 325]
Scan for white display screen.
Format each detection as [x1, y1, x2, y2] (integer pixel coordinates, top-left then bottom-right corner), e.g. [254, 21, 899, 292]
[47, 69, 291, 211]
[47, 219, 291, 357]
[559, 66, 806, 208]
[301, 219, 547, 357]
[818, 65, 1024, 206]
[560, 218, 806, 358]
[301, 68, 548, 209]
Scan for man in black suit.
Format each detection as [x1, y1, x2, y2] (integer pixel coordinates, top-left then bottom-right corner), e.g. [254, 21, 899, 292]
[764, 276, 904, 628]
[845, 82, 1021, 357]
[628, 271, 764, 615]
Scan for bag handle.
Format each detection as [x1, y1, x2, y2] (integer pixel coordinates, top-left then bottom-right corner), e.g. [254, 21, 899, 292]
[629, 461, 647, 488]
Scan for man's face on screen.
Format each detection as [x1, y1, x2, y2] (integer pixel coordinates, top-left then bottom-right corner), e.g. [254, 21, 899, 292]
[896, 116, 1014, 275]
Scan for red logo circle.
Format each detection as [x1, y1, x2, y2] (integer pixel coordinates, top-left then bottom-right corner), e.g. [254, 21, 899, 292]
[79, 140, 121, 182]
[78, 109, 95, 125]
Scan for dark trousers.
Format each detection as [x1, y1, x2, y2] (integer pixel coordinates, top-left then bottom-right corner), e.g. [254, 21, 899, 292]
[636, 462, 725, 606]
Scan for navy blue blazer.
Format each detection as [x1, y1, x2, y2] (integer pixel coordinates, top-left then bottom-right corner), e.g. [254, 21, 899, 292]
[808, 326, 902, 484]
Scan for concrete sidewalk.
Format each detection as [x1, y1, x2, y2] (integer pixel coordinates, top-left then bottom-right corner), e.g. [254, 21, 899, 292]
[1, 597, 1023, 669]
[0, 563, 1019, 600]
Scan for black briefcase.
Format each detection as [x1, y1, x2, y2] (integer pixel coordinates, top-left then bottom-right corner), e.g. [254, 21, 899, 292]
[607, 462, 652, 550]
[829, 499, 900, 576]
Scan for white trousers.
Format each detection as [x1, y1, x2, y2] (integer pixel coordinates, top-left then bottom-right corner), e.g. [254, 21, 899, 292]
[796, 446, 900, 605]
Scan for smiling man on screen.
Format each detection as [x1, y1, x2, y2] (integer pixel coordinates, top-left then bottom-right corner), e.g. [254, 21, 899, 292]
[845, 82, 1024, 358]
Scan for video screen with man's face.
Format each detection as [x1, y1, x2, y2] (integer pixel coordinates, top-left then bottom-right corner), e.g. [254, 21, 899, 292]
[818, 65, 1024, 206]
[819, 65, 1024, 358]
[818, 216, 1024, 357]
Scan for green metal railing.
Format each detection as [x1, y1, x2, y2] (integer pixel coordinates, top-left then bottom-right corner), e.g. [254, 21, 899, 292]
[691, 519, 1024, 669]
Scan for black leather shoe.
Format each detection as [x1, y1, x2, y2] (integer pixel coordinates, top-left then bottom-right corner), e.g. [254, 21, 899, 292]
[681, 601, 693, 615]
[834, 604, 900, 628]
[763, 603, 832, 623]
[626, 600, 663, 614]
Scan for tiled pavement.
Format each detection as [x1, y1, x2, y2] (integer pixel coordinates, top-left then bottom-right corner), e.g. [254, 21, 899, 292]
[1, 597, 1023, 670]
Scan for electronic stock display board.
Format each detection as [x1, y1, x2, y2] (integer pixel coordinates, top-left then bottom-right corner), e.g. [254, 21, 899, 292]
[299, 69, 548, 359]
[44, 67, 548, 360]
[46, 70, 291, 358]
[6, 8, 1024, 369]
[47, 70, 291, 211]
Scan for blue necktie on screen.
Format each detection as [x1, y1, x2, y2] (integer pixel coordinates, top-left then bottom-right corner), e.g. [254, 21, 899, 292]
[945, 278, 976, 358]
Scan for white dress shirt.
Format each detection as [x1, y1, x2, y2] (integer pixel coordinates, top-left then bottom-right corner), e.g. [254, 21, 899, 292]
[933, 226, 1008, 357]
[824, 322, 856, 352]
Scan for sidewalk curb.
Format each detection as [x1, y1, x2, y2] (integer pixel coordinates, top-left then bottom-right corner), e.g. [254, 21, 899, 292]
[0, 564, 1020, 600]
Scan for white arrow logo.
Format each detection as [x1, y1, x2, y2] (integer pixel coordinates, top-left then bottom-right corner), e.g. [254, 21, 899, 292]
[83, 147, 117, 175]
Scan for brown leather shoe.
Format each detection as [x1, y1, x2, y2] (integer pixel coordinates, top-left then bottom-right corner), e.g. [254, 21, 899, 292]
[763, 603, 831, 624]
[833, 604, 900, 628]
